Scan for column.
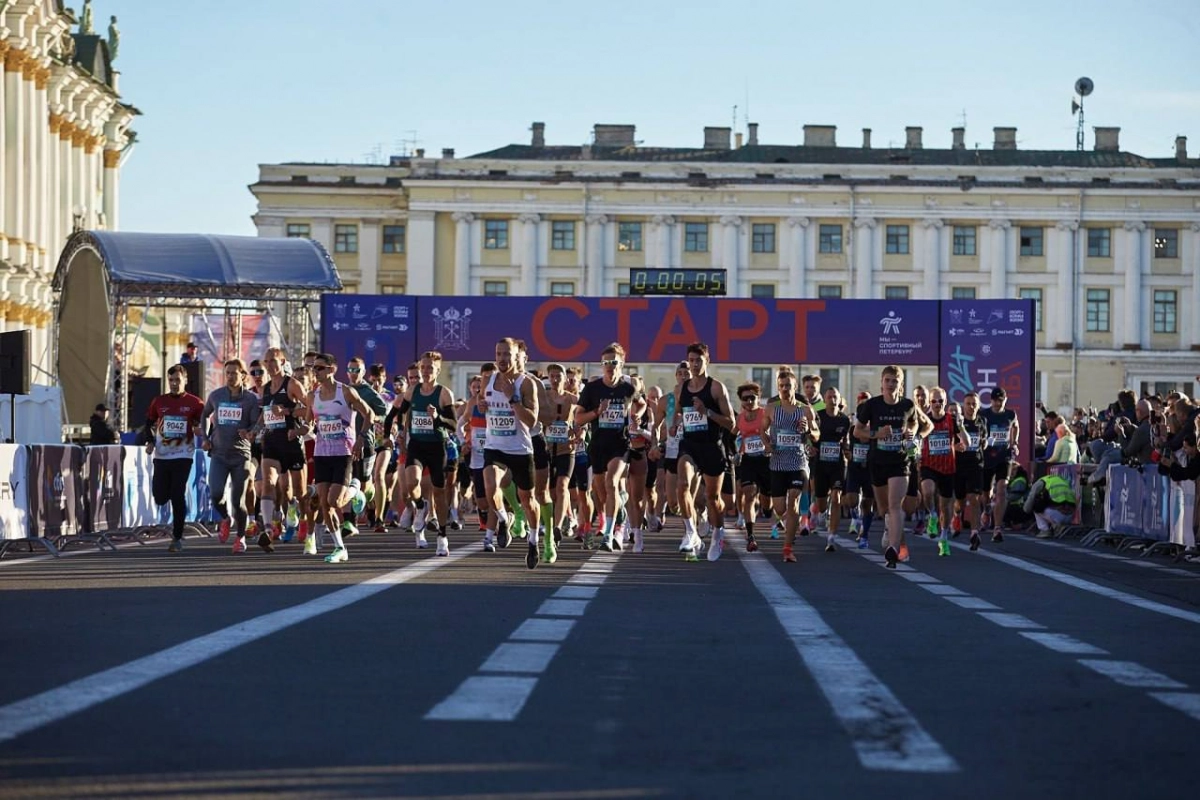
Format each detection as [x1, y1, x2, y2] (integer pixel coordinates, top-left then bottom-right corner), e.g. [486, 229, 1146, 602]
[517, 213, 540, 295]
[102, 148, 119, 231]
[1051, 221, 1076, 347]
[4, 47, 26, 266]
[359, 221, 380, 294]
[253, 214, 285, 238]
[1120, 221, 1146, 349]
[452, 211, 474, 295]
[1189, 223, 1200, 350]
[786, 217, 809, 298]
[58, 116, 72, 240]
[918, 218, 943, 299]
[720, 215, 742, 295]
[22, 59, 37, 271]
[34, 67, 49, 270]
[309, 217, 333, 253]
[0, 273, 10, 332]
[852, 218, 876, 298]
[651, 215, 674, 270]
[584, 214, 606, 297]
[989, 219, 1011, 298]
[0, 42, 6, 259]
[404, 211, 435, 295]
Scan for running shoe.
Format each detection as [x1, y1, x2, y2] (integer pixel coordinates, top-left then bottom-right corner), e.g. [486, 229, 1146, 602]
[614, 524, 627, 548]
[232, 537, 247, 554]
[271, 520, 284, 541]
[282, 523, 296, 543]
[884, 545, 898, 568]
[898, 543, 911, 562]
[297, 521, 309, 542]
[633, 529, 645, 554]
[969, 531, 981, 551]
[926, 513, 939, 539]
[612, 535, 623, 552]
[303, 535, 317, 556]
[600, 535, 615, 553]
[413, 505, 428, 533]
[218, 517, 231, 544]
[937, 540, 951, 557]
[857, 535, 869, 550]
[799, 515, 811, 536]
[683, 546, 699, 562]
[707, 528, 725, 562]
[746, 535, 758, 553]
[770, 521, 780, 539]
[525, 541, 539, 570]
[324, 547, 348, 564]
[373, 524, 386, 533]
[678, 531, 695, 552]
[168, 538, 183, 553]
[257, 531, 275, 553]
[782, 545, 796, 563]
[483, 531, 497, 553]
[436, 535, 450, 557]
[825, 535, 835, 553]
[286, 503, 300, 530]
[992, 530, 1004, 543]
[449, 519, 463, 531]
[512, 515, 527, 539]
[498, 518, 512, 549]
[416, 531, 428, 549]
[951, 513, 962, 536]
[847, 518, 860, 538]
[541, 537, 557, 564]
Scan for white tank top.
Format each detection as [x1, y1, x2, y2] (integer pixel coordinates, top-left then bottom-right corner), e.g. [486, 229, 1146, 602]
[484, 373, 534, 455]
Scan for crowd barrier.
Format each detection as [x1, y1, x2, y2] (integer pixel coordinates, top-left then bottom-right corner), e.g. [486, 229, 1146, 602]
[0, 443, 219, 558]
[1081, 464, 1197, 556]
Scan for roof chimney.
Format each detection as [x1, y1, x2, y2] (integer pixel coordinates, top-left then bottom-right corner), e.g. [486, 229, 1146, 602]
[415, 148, 425, 158]
[531, 121, 545, 149]
[862, 128, 872, 149]
[1093, 126, 1120, 152]
[1175, 135, 1187, 161]
[951, 127, 965, 150]
[803, 124, 837, 147]
[735, 132, 743, 149]
[748, 122, 759, 146]
[442, 148, 455, 159]
[993, 127, 1017, 150]
[704, 126, 732, 150]
[593, 124, 636, 147]
[905, 126, 923, 150]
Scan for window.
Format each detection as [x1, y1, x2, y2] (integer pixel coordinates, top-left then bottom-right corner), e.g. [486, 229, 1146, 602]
[1019, 226, 1044, 257]
[1086, 289, 1110, 332]
[819, 368, 839, 391]
[286, 223, 310, 238]
[1018, 288, 1043, 331]
[750, 283, 776, 299]
[617, 282, 631, 297]
[684, 222, 709, 252]
[885, 285, 910, 300]
[952, 287, 977, 300]
[341, 283, 359, 294]
[952, 226, 977, 256]
[483, 280, 508, 297]
[550, 281, 575, 297]
[618, 222, 642, 252]
[751, 367, 773, 390]
[1154, 229, 1179, 259]
[484, 219, 508, 249]
[818, 284, 843, 299]
[1153, 290, 1177, 333]
[382, 225, 406, 254]
[551, 220, 576, 250]
[380, 284, 406, 294]
[818, 224, 842, 254]
[885, 225, 910, 255]
[1087, 228, 1111, 258]
[334, 224, 358, 253]
[751, 223, 776, 253]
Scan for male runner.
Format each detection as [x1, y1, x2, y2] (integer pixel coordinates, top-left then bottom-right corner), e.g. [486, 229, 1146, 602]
[202, 359, 263, 553]
[766, 369, 817, 562]
[260, 347, 308, 542]
[980, 386, 1020, 542]
[812, 386, 852, 552]
[919, 386, 970, 556]
[954, 391, 987, 550]
[399, 350, 457, 555]
[144, 365, 204, 552]
[544, 363, 578, 559]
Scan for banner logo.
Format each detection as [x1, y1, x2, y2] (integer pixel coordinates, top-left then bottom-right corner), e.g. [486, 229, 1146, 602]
[880, 311, 902, 335]
[431, 306, 473, 351]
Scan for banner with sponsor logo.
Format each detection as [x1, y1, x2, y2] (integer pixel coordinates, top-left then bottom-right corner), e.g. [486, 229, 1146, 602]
[321, 295, 418, 377]
[85, 446, 126, 533]
[940, 300, 1035, 469]
[0, 444, 30, 540]
[1104, 466, 1145, 537]
[27, 445, 86, 538]
[121, 445, 156, 529]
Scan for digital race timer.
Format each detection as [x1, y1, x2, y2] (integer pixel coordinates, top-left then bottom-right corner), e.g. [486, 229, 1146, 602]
[628, 268, 728, 296]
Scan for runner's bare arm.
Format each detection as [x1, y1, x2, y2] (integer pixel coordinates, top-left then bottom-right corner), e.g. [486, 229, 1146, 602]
[511, 377, 538, 427]
[709, 381, 735, 431]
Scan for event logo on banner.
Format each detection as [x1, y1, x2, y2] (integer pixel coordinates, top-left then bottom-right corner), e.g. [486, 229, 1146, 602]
[85, 446, 125, 533]
[27, 445, 86, 538]
[188, 451, 218, 523]
[1105, 466, 1144, 537]
[1142, 469, 1171, 542]
[121, 445, 156, 529]
[0, 444, 30, 540]
[321, 295, 418, 377]
[940, 300, 1035, 468]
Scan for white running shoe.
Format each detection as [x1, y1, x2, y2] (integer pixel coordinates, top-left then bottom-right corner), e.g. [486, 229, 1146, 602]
[735, 515, 745, 530]
[416, 531, 428, 549]
[324, 547, 348, 564]
[691, 531, 706, 554]
[614, 524, 627, 547]
[398, 507, 413, 531]
[436, 535, 449, 557]
[633, 528, 645, 554]
[303, 536, 317, 556]
[483, 531, 496, 553]
[707, 528, 725, 561]
[413, 505, 428, 532]
[679, 531, 694, 552]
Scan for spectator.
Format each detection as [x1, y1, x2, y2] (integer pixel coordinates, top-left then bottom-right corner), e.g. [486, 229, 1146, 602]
[1046, 423, 1080, 465]
[1119, 400, 1154, 464]
[1038, 411, 1061, 460]
[1023, 473, 1078, 538]
[179, 342, 199, 364]
[89, 403, 118, 445]
[1114, 388, 1138, 422]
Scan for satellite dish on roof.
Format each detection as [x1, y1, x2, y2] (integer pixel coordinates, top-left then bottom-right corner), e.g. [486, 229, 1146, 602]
[1075, 77, 1094, 97]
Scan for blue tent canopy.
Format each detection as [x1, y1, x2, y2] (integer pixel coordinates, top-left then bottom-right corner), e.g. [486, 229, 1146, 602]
[53, 230, 342, 300]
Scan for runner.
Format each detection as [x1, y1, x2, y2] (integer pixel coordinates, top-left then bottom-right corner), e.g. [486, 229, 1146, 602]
[843, 390, 875, 549]
[673, 342, 735, 562]
[854, 366, 933, 568]
[812, 386, 852, 552]
[980, 386, 1020, 542]
[259, 347, 309, 543]
[308, 353, 375, 563]
[576, 343, 644, 553]
[623, 380, 656, 553]
[399, 350, 457, 556]
[655, 362, 690, 531]
[766, 369, 817, 562]
[544, 363, 578, 559]
[564, 368, 593, 542]
[460, 369, 492, 545]
[201, 359, 263, 553]
[482, 337, 542, 569]
[143, 365, 205, 552]
[345, 357, 389, 534]
[955, 390, 987, 550]
[517, 343, 556, 558]
[734, 381, 770, 552]
[919, 386, 970, 557]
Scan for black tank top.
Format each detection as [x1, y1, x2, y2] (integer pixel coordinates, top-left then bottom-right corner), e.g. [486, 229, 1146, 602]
[679, 377, 720, 444]
[261, 375, 297, 436]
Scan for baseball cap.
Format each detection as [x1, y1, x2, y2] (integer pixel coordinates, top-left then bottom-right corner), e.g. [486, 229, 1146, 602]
[95, 403, 109, 412]
[991, 387, 1006, 400]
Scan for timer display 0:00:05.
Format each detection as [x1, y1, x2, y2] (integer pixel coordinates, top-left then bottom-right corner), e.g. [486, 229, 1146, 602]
[628, 268, 728, 296]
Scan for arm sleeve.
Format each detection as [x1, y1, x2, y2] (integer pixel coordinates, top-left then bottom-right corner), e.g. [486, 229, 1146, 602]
[436, 404, 457, 430]
[384, 406, 402, 438]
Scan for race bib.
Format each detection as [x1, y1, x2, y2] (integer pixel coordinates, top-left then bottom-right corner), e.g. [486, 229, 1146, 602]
[488, 408, 517, 438]
[967, 432, 980, 449]
[990, 428, 1010, 446]
[547, 421, 570, 444]
[852, 443, 870, 463]
[683, 409, 707, 433]
[162, 415, 187, 438]
[928, 431, 951, 456]
[819, 441, 841, 462]
[665, 433, 681, 459]
[217, 403, 242, 426]
[317, 414, 345, 440]
[263, 407, 286, 430]
[473, 429, 486, 449]
[877, 430, 904, 451]
[599, 403, 625, 430]
[744, 436, 766, 456]
[776, 432, 802, 451]
[411, 410, 435, 434]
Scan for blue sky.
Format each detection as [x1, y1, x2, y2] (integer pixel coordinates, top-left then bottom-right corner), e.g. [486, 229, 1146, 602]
[108, 0, 1200, 237]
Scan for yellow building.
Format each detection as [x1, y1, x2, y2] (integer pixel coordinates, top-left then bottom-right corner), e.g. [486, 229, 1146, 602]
[250, 121, 1200, 408]
[1, 0, 138, 380]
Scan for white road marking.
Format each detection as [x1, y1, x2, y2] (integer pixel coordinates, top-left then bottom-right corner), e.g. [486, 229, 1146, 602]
[0, 542, 483, 744]
[567, 572, 607, 585]
[536, 599, 590, 617]
[1149, 692, 1200, 722]
[917, 583, 969, 596]
[977, 612, 1046, 630]
[1018, 632, 1109, 656]
[733, 540, 958, 773]
[943, 596, 1001, 611]
[425, 676, 539, 721]
[479, 643, 561, 674]
[895, 572, 943, 583]
[553, 585, 599, 600]
[510, 618, 576, 642]
[1077, 660, 1187, 689]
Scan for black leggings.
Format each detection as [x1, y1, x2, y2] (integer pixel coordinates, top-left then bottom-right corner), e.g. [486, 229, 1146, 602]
[153, 458, 193, 540]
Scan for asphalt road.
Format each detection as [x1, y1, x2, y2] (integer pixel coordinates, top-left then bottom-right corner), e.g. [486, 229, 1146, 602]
[0, 518, 1197, 799]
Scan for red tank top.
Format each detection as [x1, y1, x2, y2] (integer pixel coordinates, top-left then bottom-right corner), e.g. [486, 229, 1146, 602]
[921, 412, 958, 475]
[737, 409, 768, 456]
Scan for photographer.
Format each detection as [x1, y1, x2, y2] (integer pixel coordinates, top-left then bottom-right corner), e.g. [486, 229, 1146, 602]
[1118, 400, 1155, 465]
[1158, 434, 1200, 483]
[1022, 472, 1078, 539]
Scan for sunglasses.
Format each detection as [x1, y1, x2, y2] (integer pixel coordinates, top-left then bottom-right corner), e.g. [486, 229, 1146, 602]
[601, 359, 621, 367]
[741, 396, 756, 403]
[314, 365, 331, 372]
[249, 369, 264, 377]
[347, 367, 362, 373]
[931, 399, 944, 405]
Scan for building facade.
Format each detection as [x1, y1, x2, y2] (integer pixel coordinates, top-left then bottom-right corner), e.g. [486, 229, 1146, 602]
[1, 0, 138, 380]
[250, 121, 1200, 407]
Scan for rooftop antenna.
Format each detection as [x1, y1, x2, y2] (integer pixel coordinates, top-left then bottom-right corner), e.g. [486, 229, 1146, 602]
[394, 130, 420, 158]
[1072, 77, 1093, 151]
[732, 104, 738, 132]
[959, 108, 968, 129]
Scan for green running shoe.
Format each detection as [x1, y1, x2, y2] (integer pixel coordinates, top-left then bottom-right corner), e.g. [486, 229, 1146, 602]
[937, 540, 951, 557]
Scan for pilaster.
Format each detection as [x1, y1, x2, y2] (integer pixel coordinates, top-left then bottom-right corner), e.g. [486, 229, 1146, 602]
[584, 214, 607, 297]
[988, 219, 1011, 298]
[720, 215, 742, 295]
[852, 217, 876, 298]
[786, 217, 809, 298]
[451, 211, 474, 295]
